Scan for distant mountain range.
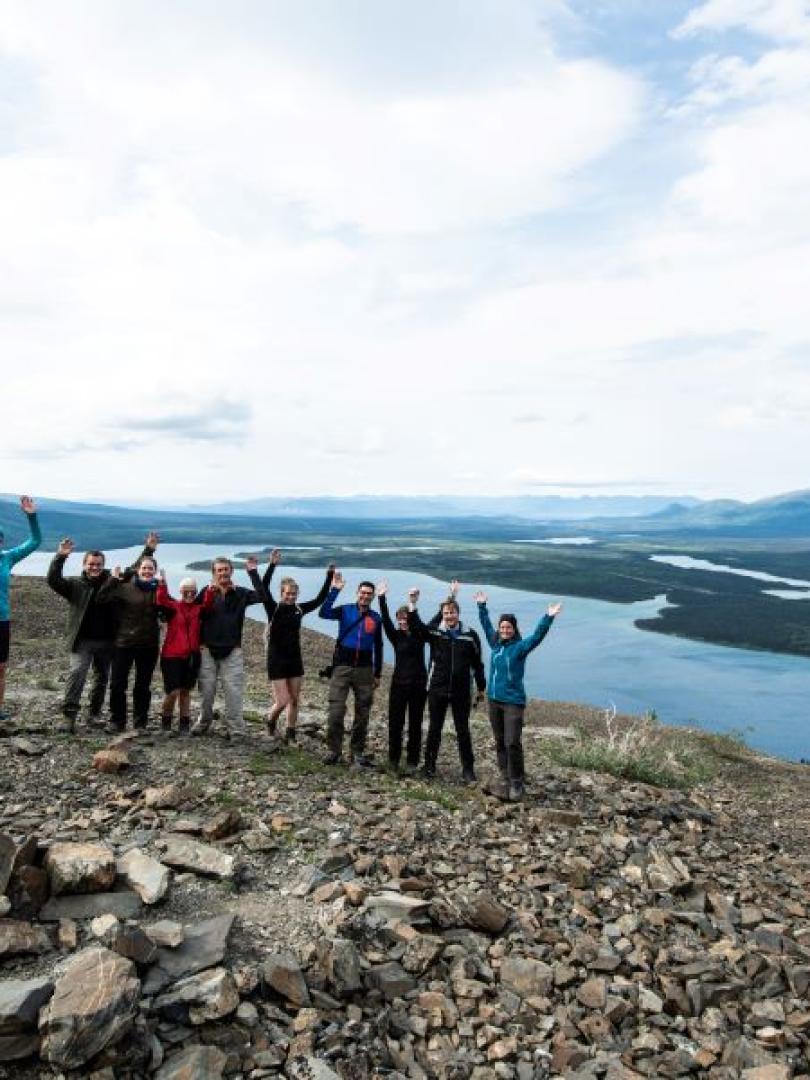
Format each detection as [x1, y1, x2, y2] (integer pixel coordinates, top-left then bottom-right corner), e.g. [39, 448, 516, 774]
[181, 494, 700, 520]
[2, 489, 810, 543]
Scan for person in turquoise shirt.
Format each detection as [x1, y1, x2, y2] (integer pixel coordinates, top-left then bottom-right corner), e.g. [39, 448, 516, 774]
[0, 496, 42, 720]
[475, 590, 561, 801]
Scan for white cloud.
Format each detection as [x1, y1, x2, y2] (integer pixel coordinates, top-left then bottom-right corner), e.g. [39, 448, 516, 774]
[675, 0, 810, 44]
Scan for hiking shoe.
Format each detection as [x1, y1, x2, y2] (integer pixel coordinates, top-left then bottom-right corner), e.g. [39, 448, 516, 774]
[86, 713, 105, 728]
[133, 717, 148, 731]
[178, 717, 191, 737]
[191, 719, 212, 737]
[350, 753, 374, 770]
[284, 727, 297, 744]
[105, 721, 125, 735]
[160, 716, 173, 735]
[324, 751, 343, 766]
[402, 762, 419, 776]
[385, 760, 401, 776]
[58, 717, 76, 734]
[509, 780, 525, 801]
[461, 767, 477, 785]
[266, 714, 278, 735]
[422, 763, 436, 780]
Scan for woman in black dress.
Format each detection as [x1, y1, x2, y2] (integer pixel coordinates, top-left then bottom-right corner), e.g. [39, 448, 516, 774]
[262, 549, 334, 742]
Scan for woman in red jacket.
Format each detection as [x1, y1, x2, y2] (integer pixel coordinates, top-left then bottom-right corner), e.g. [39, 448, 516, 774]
[156, 571, 213, 735]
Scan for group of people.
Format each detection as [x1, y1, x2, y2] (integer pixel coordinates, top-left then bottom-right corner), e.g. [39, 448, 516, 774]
[0, 497, 561, 800]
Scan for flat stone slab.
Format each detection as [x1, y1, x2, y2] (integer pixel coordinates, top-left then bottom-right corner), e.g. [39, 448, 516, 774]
[0, 977, 54, 1035]
[155, 1044, 227, 1079]
[39, 890, 142, 922]
[45, 842, 116, 896]
[142, 915, 234, 995]
[117, 848, 170, 905]
[158, 837, 234, 880]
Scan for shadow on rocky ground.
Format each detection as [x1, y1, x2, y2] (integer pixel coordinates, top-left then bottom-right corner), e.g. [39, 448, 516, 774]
[2, 578, 810, 1079]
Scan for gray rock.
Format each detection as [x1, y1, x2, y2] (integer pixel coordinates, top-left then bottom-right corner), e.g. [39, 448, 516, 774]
[142, 914, 234, 995]
[158, 836, 234, 879]
[365, 961, 416, 1000]
[0, 918, 51, 958]
[40, 890, 143, 922]
[39, 946, 141, 1069]
[154, 967, 239, 1024]
[0, 833, 15, 894]
[112, 925, 158, 965]
[116, 848, 170, 905]
[264, 950, 311, 1006]
[316, 937, 362, 998]
[155, 1044, 227, 1079]
[144, 919, 185, 948]
[499, 956, 553, 999]
[364, 890, 429, 922]
[0, 976, 54, 1035]
[286, 1057, 342, 1080]
[45, 842, 116, 896]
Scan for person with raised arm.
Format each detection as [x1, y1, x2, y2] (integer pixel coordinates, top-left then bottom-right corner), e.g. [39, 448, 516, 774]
[319, 571, 383, 767]
[262, 548, 334, 743]
[47, 531, 158, 733]
[192, 555, 265, 740]
[156, 568, 214, 737]
[474, 591, 562, 801]
[96, 546, 162, 733]
[407, 583, 486, 783]
[377, 581, 427, 774]
[0, 497, 42, 721]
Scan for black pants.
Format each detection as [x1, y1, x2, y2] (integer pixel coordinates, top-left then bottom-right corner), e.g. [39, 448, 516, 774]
[388, 681, 427, 767]
[488, 700, 525, 781]
[425, 690, 474, 771]
[110, 646, 159, 729]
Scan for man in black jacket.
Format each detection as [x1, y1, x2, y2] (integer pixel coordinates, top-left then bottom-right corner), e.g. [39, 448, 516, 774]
[408, 591, 486, 783]
[47, 533, 157, 733]
[192, 555, 265, 740]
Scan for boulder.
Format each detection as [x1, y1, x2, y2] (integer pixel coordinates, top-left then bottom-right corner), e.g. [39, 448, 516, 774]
[158, 837, 234, 879]
[263, 950, 311, 1006]
[154, 967, 239, 1024]
[0, 919, 51, 958]
[499, 956, 553, 998]
[117, 848, 170, 904]
[155, 1044, 227, 1079]
[39, 946, 141, 1069]
[0, 977, 54, 1061]
[142, 915, 234, 995]
[40, 890, 142, 922]
[45, 842, 116, 896]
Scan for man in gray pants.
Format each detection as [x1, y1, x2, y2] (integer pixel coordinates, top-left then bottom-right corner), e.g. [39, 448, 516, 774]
[193, 556, 264, 739]
[47, 533, 157, 732]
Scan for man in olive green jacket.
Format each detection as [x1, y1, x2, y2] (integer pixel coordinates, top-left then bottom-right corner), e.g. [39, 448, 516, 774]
[47, 532, 157, 732]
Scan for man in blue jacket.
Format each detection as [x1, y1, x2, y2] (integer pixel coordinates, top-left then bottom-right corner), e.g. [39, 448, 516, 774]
[0, 497, 42, 720]
[319, 571, 383, 767]
[475, 592, 562, 800]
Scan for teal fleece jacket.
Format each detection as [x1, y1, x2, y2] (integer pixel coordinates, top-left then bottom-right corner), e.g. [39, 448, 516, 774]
[0, 513, 42, 621]
[477, 602, 554, 706]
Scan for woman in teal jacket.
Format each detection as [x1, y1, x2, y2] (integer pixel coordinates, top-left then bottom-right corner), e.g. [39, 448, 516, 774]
[475, 591, 561, 801]
[0, 497, 42, 720]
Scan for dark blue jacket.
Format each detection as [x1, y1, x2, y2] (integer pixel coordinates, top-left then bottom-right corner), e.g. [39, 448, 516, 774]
[320, 589, 383, 676]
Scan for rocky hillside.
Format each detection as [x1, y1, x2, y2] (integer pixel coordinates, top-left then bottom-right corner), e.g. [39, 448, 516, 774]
[2, 577, 810, 1079]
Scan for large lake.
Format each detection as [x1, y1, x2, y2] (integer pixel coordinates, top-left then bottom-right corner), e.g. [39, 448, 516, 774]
[16, 543, 810, 761]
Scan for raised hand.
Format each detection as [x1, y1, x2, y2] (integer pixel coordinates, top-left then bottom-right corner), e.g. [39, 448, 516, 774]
[327, 562, 336, 573]
[408, 587, 420, 604]
[270, 548, 282, 565]
[448, 579, 460, 596]
[245, 556, 258, 573]
[333, 571, 345, 592]
[548, 602, 563, 617]
[112, 565, 122, 580]
[58, 538, 74, 558]
[376, 579, 389, 597]
[473, 591, 487, 605]
[20, 496, 36, 515]
[146, 531, 160, 549]
[158, 568, 167, 583]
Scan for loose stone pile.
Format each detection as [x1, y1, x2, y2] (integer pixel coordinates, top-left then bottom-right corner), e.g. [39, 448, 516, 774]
[2, 578, 810, 1078]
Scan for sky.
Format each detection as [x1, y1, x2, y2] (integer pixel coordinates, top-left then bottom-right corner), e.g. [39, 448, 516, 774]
[2, 0, 809, 505]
